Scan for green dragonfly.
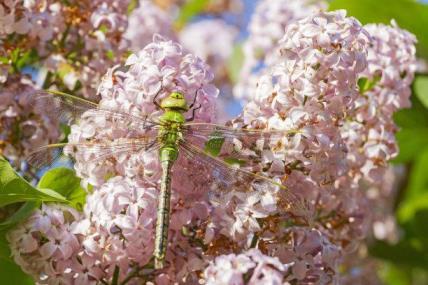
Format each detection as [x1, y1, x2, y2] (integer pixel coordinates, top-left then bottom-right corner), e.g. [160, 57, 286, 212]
[28, 90, 309, 269]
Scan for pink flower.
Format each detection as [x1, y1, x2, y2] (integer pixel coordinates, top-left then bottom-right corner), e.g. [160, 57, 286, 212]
[68, 37, 218, 187]
[7, 204, 81, 283]
[0, 75, 60, 170]
[124, 0, 176, 51]
[236, 0, 327, 101]
[204, 249, 291, 285]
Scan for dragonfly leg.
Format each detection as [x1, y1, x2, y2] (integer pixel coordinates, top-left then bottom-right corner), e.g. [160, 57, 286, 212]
[188, 88, 201, 109]
[153, 88, 163, 110]
[186, 104, 202, 122]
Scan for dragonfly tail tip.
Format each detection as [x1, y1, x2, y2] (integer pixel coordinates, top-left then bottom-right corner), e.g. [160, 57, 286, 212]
[154, 258, 165, 270]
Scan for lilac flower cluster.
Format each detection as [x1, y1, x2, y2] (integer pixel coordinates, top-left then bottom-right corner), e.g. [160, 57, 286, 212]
[125, 0, 176, 52]
[7, 204, 83, 284]
[235, 0, 327, 101]
[179, 19, 238, 87]
[342, 21, 417, 183]
[4, 6, 418, 285]
[0, 1, 180, 169]
[0, 75, 60, 169]
[68, 36, 217, 187]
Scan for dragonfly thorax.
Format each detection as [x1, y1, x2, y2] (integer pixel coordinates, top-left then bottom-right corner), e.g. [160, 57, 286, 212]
[160, 92, 189, 112]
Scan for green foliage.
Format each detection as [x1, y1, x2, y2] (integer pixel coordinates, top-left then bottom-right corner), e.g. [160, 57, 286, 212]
[370, 208, 428, 268]
[415, 76, 428, 109]
[175, 0, 210, 29]
[0, 157, 67, 207]
[358, 76, 381, 94]
[0, 202, 39, 232]
[37, 167, 87, 211]
[329, 0, 428, 58]
[393, 81, 428, 163]
[378, 262, 412, 285]
[204, 132, 225, 157]
[403, 149, 428, 202]
[0, 165, 85, 285]
[7, 48, 39, 73]
[0, 258, 33, 285]
[127, 0, 139, 15]
[371, 73, 428, 283]
[227, 44, 244, 83]
[0, 230, 33, 284]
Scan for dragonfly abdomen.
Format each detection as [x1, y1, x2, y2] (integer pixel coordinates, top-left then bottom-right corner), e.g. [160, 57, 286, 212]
[154, 147, 178, 269]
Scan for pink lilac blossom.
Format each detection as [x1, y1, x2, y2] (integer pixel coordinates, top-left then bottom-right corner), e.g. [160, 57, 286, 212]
[179, 19, 238, 120]
[222, 10, 371, 281]
[124, 0, 176, 52]
[341, 21, 417, 183]
[7, 204, 82, 284]
[0, 0, 31, 38]
[62, 37, 218, 282]
[235, 0, 327, 101]
[179, 19, 238, 84]
[71, 150, 216, 283]
[337, 22, 416, 282]
[73, 177, 158, 281]
[5, 12, 418, 285]
[204, 249, 291, 285]
[1, 0, 131, 98]
[0, 75, 60, 169]
[67, 36, 218, 187]
[237, 9, 370, 201]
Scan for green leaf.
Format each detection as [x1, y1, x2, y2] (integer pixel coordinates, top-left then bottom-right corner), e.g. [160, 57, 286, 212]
[393, 90, 428, 163]
[415, 76, 428, 109]
[370, 239, 428, 269]
[397, 149, 428, 223]
[0, 234, 11, 262]
[16, 49, 39, 70]
[105, 50, 115, 61]
[204, 132, 225, 157]
[0, 233, 32, 284]
[378, 262, 412, 285]
[175, 0, 210, 29]
[0, 202, 39, 231]
[394, 128, 428, 163]
[0, 157, 67, 207]
[37, 168, 87, 211]
[404, 149, 428, 201]
[127, 0, 138, 15]
[227, 44, 244, 84]
[0, 257, 34, 285]
[0, 56, 9, 64]
[398, 193, 428, 223]
[357, 75, 381, 94]
[329, 0, 428, 59]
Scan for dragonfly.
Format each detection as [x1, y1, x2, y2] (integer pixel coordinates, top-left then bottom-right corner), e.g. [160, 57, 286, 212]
[27, 90, 310, 269]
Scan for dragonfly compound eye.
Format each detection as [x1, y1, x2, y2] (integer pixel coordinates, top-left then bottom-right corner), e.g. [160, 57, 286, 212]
[170, 92, 184, 99]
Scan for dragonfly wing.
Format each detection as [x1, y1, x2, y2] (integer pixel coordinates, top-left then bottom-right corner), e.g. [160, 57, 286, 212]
[27, 138, 160, 169]
[31, 90, 159, 129]
[182, 122, 298, 143]
[178, 141, 311, 219]
[182, 123, 304, 177]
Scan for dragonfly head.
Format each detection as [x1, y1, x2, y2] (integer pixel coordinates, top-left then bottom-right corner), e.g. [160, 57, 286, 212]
[160, 92, 189, 112]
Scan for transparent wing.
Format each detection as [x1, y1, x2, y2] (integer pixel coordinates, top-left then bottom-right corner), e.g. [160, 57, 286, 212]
[183, 122, 299, 141]
[182, 122, 302, 174]
[182, 122, 300, 157]
[178, 141, 311, 220]
[28, 138, 160, 169]
[31, 90, 160, 128]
